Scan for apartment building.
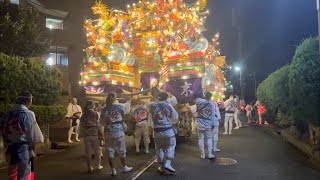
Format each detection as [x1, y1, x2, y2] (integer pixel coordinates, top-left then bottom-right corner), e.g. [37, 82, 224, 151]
[1, 0, 128, 96]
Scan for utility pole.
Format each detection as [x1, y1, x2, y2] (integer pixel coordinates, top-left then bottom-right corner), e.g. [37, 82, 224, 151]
[317, 0, 320, 53]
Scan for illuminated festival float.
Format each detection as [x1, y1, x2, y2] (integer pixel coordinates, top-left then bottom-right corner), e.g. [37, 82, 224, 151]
[79, 0, 229, 136]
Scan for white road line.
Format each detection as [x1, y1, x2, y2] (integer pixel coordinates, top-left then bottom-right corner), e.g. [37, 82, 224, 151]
[127, 156, 157, 180]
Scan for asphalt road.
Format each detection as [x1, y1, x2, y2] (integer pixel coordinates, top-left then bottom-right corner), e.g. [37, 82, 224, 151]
[139, 125, 320, 180]
[0, 123, 320, 180]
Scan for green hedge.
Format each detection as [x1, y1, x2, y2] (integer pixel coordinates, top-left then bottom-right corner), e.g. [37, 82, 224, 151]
[0, 104, 67, 125]
[257, 37, 320, 130]
[0, 53, 62, 105]
[289, 38, 320, 128]
[257, 65, 290, 124]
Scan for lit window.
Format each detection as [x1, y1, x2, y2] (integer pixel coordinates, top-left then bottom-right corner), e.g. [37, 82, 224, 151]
[46, 46, 68, 66]
[46, 18, 63, 30]
[10, 0, 19, 5]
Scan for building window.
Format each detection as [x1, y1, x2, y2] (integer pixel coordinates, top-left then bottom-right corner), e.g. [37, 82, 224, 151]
[0, 0, 19, 4]
[10, 0, 19, 4]
[46, 18, 63, 30]
[46, 46, 68, 66]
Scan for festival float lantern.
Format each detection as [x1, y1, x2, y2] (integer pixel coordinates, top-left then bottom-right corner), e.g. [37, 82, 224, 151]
[153, 0, 211, 103]
[79, 0, 228, 102]
[79, 2, 138, 96]
[202, 33, 227, 102]
[125, 0, 210, 92]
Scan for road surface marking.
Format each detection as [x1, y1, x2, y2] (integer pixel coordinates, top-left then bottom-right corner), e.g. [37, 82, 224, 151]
[127, 156, 157, 180]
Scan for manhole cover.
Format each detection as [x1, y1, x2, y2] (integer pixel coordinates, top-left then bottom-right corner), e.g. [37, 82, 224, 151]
[216, 158, 237, 165]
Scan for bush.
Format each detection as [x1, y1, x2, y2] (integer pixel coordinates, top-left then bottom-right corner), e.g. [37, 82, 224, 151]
[257, 65, 290, 124]
[0, 53, 62, 105]
[289, 38, 320, 128]
[275, 112, 294, 128]
[0, 104, 67, 126]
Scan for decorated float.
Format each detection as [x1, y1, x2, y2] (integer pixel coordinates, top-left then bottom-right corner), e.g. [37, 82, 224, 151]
[79, 0, 229, 137]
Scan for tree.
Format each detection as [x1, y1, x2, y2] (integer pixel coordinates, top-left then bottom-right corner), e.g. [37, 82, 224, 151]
[0, 1, 49, 57]
[257, 65, 290, 124]
[289, 38, 320, 128]
[0, 53, 62, 105]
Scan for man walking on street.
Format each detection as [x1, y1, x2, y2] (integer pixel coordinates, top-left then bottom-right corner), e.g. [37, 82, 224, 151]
[233, 96, 242, 129]
[100, 92, 133, 176]
[190, 92, 216, 159]
[206, 96, 221, 152]
[1, 91, 41, 180]
[131, 97, 150, 154]
[148, 92, 179, 174]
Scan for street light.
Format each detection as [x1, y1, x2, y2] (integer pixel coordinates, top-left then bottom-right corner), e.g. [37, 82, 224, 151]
[234, 66, 243, 99]
[317, 0, 320, 53]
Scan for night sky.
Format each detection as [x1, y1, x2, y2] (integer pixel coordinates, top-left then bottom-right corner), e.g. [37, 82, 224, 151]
[108, 0, 318, 100]
[203, 0, 318, 100]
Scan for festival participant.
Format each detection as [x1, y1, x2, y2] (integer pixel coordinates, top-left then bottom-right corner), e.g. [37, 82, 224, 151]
[130, 97, 150, 154]
[257, 102, 267, 125]
[190, 92, 216, 159]
[1, 91, 44, 180]
[223, 95, 236, 135]
[233, 96, 242, 129]
[147, 92, 178, 174]
[66, 97, 82, 143]
[80, 100, 103, 174]
[94, 101, 104, 157]
[100, 93, 133, 176]
[245, 103, 253, 123]
[207, 97, 221, 152]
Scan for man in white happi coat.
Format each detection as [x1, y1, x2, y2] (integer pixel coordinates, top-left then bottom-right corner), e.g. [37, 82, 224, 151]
[100, 93, 133, 176]
[223, 95, 236, 135]
[190, 92, 216, 159]
[147, 92, 179, 173]
[131, 98, 150, 154]
[233, 96, 242, 129]
[66, 97, 82, 143]
[205, 95, 221, 152]
[80, 100, 103, 174]
[1, 91, 44, 180]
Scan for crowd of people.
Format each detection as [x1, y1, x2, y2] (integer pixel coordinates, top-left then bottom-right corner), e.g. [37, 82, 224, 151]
[65, 90, 223, 175]
[0, 89, 267, 179]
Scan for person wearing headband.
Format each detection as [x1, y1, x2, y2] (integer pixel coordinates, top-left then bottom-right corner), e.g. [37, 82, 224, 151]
[223, 95, 236, 135]
[147, 92, 178, 174]
[80, 100, 103, 174]
[1, 91, 43, 180]
[203, 93, 221, 152]
[66, 97, 82, 143]
[100, 92, 133, 176]
[130, 96, 150, 154]
[233, 96, 243, 129]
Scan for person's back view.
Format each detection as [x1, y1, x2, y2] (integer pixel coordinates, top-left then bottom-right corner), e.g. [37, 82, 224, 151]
[2, 91, 36, 180]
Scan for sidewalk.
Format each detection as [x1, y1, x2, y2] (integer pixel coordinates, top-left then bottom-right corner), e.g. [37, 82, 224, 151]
[248, 121, 320, 167]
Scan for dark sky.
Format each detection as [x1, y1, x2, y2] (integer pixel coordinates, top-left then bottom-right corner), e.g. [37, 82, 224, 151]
[204, 0, 318, 80]
[108, 0, 318, 100]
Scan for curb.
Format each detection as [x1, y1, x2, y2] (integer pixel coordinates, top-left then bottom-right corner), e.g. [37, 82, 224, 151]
[251, 123, 320, 167]
[281, 129, 320, 165]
